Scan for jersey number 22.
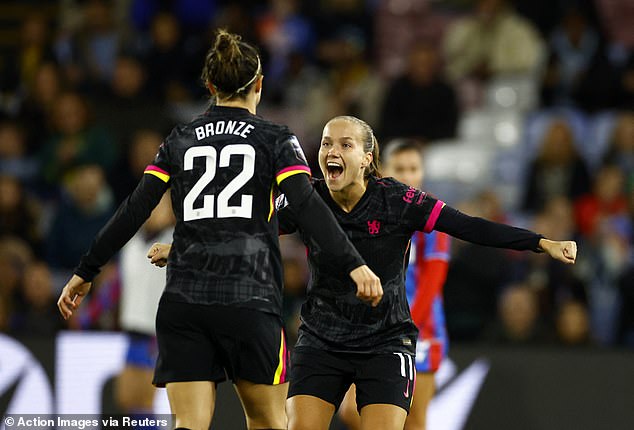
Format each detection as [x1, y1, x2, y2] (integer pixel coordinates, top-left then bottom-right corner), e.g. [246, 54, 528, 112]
[184, 144, 255, 221]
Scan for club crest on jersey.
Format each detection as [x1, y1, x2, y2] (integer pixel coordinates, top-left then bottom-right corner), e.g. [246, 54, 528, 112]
[367, 220, 381, 235]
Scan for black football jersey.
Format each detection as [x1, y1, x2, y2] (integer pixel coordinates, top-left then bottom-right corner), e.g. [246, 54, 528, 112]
[277, 176, 445, 354]
[147, 105, 311, 314]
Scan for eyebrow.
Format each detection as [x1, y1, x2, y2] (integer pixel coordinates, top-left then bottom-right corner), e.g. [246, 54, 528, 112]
[321, 136, 355, 142]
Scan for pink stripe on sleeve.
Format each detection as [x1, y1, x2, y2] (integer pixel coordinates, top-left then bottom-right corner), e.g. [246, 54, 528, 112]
[423, 201, 445, 233]
[145, 165, 169, 176]
[276, 165, 311, 177]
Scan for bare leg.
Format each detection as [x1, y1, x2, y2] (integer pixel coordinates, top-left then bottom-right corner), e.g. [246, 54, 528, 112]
[404, 372, 435, 430]
[338, 384, 361, 430]
[115, 366, 155, 412]
[166, 381, 215, 430]
[287, 395, 335, 430]
[234, 379, 289, 429]
[360, 403, 407, 430]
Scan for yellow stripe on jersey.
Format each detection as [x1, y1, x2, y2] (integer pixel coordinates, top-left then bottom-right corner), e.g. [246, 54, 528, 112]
[267, 184, 275, 222]
[275, 165, 311, 186]
[144, 165, 170, 183]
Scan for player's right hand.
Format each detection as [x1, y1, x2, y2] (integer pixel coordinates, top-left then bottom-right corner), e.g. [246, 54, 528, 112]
[57, 274, 91, 320]
[350, 265, 383, 307]
[147, 242, 172, 267]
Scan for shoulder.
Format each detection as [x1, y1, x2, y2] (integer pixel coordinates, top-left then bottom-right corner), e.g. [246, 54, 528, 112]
[375, 176, 438, 209]
[162, 122, 190, 145]
[374, 176, 414, 199]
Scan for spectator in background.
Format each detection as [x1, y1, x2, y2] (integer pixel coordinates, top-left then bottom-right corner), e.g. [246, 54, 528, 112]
[443, 191, 511, 341]
[130, 0, 217, 35]
[0, 13, 53, 97]
[380, 43, 458, 142]
[109, 129, 163, 204]
[0, 176, 41, 250]
[257, 0, 314, 84]
[93, 56, 171, 148]
[0, 122, 37, 183]
[618, 186, 634, 347]
[55, 0, 121, 88]
[0, 238, 34, 329]
[540, 9, 599, 107]
[15, 63, 62, 151]
[492, 283, 544, 344]
[556, 299, 590, 345]
[38, 92, 116, 187]
[11, 261, 65, 337]
[603, 112, 634, 182]
[142, 13, 192, 103]
[46, 165, 114, 270]
[213, 3, 257, 43]
[443, 0, 544, 83]
[522, 120, 591, 212]
[595, 0, 634, 51]
[616, 54, 634, 110]
[513, 197, 587, 323]
[316, 27, 383, 128]
[575, 164, 627, 238]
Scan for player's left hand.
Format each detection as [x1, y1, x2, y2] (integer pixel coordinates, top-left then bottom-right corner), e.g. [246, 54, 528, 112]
[57, 274, 91, 320]
[539, 239, 577, 264]
[147, 242, 171, 267]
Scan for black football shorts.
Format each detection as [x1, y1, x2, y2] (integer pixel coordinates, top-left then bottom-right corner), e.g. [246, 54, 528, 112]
[152, 297, 290, 387]
[288, 346, 416, 413]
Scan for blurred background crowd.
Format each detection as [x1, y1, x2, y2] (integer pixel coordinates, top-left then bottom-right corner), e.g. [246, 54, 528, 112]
[0, 0, 632, 350]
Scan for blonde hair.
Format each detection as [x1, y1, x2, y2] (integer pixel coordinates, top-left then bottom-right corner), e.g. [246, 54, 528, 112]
[328, 116, 381, 178]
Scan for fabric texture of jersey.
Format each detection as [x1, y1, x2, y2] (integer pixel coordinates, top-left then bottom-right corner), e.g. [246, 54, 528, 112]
[150, 105, 310, 315]
[405, 230, 450, 373]
[278, 176, 443, 355]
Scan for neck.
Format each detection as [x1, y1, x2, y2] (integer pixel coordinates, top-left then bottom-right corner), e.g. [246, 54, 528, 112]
[329, 177, 368, 213]
[216, 94, 257, 115]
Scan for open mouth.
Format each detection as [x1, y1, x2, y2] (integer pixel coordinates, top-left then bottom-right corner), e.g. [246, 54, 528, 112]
[326, 161, 344, 180]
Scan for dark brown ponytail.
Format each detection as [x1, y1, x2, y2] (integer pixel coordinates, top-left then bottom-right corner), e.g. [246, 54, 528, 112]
[201, 29, 261, 100]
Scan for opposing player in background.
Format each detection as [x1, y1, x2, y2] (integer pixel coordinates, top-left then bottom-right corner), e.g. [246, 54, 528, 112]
[115, 193, 174, 416]
[58, 30, 380, 430]
[338, 140, 450, 430]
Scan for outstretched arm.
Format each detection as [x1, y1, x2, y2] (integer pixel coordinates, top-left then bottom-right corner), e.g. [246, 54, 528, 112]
[58, 175, 168, 319]
[434, 205, 577, 264]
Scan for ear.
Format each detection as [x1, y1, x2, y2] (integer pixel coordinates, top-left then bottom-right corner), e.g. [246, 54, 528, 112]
[361, 151, 373, 168]
[254, 75, 264, 94]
